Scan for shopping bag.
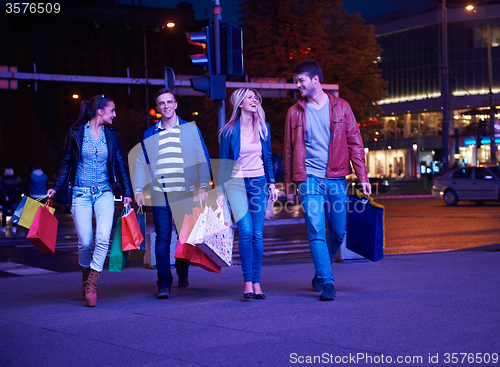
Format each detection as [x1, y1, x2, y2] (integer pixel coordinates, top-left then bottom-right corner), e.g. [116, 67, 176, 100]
[109, 209, 129, 272]
[121, 206, 144, 251]
[187, 206, 222, 246]
[174, 213, 221, 273]
[186, 206, 207, 245]
[197, 207, 234, 267]
[26, 200, 58, 254]
[190, 248, 221, 273]
[18, 196, 55, 229]
[346, 189, 384, 262]
[10, 196, 28, 224]
[136, 206, 146, 250]
[174, 214, 197, 263]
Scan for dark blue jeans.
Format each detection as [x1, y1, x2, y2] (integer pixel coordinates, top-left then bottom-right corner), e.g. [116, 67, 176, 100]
[298, 175, 348, 287]
[151, 191, 193, 289]
[226, 176, 269, 283]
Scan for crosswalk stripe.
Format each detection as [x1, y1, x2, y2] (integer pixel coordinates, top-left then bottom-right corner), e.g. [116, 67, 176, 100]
[0, 261, 57, 276]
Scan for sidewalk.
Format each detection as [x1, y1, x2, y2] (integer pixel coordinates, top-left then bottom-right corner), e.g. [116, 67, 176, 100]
[1, 244, 499, 367]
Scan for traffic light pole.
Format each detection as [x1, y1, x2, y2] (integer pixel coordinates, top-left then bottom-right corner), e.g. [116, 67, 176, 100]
[213, 0, 226, 132]
[441, 0, 449, 173]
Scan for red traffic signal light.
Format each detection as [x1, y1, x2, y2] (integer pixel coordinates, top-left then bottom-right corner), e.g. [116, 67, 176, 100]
[187, 25, 225, 99]
[187, 26, 215, 75]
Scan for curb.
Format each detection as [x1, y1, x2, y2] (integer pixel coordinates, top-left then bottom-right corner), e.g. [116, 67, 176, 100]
[374, 194, 434, 199]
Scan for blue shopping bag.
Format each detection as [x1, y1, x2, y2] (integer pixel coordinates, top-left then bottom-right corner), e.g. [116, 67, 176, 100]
[9, 196, 28, 224]
[346, 190, 385, 262]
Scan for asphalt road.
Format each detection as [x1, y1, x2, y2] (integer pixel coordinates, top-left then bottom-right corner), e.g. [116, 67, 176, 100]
[379, 198, 500, 254]
[1, 198, 499, 277]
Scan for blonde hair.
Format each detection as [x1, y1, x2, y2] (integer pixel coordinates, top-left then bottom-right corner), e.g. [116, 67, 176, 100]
[219, 88, 268, 143]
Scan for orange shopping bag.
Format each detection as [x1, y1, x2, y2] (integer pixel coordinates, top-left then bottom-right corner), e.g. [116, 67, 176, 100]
[122, 206, 144, 251]
[26, 200, 58, 254]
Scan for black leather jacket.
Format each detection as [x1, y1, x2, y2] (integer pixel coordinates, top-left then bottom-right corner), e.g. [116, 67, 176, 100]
[52, 124, 133, 200]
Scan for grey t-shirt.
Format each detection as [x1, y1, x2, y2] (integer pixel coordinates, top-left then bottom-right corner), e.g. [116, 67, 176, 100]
[305, 101, 331, 178]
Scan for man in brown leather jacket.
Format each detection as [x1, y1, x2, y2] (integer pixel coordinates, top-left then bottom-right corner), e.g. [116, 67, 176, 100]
[283, 60, 371, 301]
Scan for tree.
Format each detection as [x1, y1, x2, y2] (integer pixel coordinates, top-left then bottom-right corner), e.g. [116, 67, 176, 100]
[239, 0, 387, 140]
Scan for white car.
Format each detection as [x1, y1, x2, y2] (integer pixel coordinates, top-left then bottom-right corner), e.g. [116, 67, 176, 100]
[432, 165, 500, 206]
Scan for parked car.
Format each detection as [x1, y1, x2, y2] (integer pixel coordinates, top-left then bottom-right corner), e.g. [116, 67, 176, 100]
[348, 177, 391, 194]
[432, 165, 500, 206]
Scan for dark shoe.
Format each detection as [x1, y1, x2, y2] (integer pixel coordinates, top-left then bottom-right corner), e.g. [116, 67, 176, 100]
[319, 283, 336, 301]
[253, 293, 266, 300]
[178, 275, 189, 289]
[312, 275, 322, 292]
[243, 292, 254, 299]
[157, 286, 170, 299]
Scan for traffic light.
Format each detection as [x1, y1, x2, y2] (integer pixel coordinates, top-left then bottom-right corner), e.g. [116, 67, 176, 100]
[187, 25, 226, 99]
[189, 74, 226, 100]
[187, 26, 215, 75]
[220, 23, 243, 77]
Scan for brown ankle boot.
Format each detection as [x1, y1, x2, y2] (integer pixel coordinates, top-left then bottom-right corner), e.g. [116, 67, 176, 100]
[82, 268, 91, 296]
[84, 269, 100, 307]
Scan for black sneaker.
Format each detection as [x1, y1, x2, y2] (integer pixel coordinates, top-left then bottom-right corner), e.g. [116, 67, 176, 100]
[178, 275, 189, 289]
[157, 286, 170, 299]
[312, 275, 322, 292]
[319, 283, 336, 301]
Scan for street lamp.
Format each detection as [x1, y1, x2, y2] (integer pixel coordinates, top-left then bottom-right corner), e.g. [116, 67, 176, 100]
[467, 2, 497, 165]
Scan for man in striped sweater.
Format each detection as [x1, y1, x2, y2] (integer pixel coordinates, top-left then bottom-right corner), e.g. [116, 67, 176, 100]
[134, 88, 211, 299]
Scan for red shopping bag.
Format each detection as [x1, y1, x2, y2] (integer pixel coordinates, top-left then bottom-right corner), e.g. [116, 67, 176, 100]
[26, 200, 58, 254]
[174, 239, 197, 264]
[190, 249, 221, 273]
[122, 207, 144, 251]
[174, 214, 196, 263]
[173, 213, 221, 273]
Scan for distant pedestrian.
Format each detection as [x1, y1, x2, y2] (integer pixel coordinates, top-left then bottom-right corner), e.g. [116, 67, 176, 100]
[47, 94, 133, 307]
[283, 60, 371, 301]
[216, 88, 278, 299]
[0, 168, 23, 233]
[27, 164, 49, 199]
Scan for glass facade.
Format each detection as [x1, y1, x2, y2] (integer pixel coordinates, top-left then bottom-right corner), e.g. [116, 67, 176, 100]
[361, 5, 500, 179]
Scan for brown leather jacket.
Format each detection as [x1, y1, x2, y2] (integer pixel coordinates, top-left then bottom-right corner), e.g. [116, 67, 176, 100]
[283, 90, 368, 194]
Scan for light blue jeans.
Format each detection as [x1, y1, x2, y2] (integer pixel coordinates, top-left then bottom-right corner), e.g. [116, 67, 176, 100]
[298, 175, 348, 287]
[226, 176, 269, 283]
[71, 187, 115, 272]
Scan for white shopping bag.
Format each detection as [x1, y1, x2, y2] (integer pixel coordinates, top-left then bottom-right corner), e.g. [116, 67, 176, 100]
[196, 207, 234, 267]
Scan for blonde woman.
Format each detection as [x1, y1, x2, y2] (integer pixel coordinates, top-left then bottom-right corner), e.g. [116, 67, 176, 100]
[217, 88, 278, 299]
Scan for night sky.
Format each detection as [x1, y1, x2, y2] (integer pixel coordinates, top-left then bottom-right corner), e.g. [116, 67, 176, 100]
[118, 0, 435, 23]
